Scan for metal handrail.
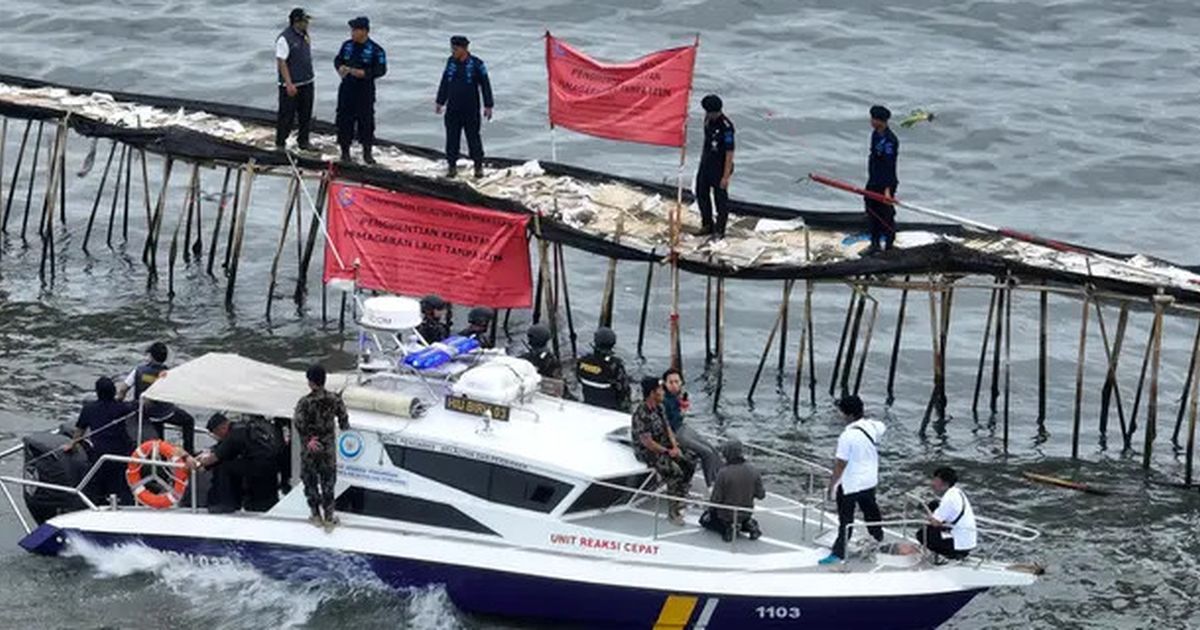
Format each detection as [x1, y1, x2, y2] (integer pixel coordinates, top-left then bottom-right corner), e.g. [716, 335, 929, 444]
[0, 452, 197, 536]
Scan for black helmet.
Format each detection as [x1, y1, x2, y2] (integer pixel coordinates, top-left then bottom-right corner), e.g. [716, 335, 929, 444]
[420, 294, 446, 313]
[593, 327, 616, 350]
[527, 324, 551, 348]
[468, 306, 495, 326]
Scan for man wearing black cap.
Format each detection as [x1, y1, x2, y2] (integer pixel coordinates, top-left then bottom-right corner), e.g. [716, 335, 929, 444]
[275, 8, 315, 151]
[194, 413, 281, 513]
[435, 35, 494, 179]
[334, 17, 387, 164]
[696, 94, 735, 239]
[865, 105, 900, 254]
[630, 376, 693, 525]
[576, 327, 631, 412]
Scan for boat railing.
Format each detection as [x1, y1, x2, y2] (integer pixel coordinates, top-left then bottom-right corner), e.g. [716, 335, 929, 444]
[0, 451, 196, 536]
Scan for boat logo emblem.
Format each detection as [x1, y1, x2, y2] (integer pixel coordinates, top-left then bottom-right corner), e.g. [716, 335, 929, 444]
[338, 431, 364, 460]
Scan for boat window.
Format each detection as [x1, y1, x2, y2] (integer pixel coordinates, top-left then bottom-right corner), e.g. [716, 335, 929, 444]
[564, 472, 652, 514]
[335, 486, 498, 536]
[384, 444, 572, 513]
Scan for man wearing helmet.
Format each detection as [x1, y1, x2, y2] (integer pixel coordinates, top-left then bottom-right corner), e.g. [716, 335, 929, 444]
[575, 327, 631, 412]
[416, 294, 450, 344]
[519, 323, 562, 379]
[457, 306, 496, 349]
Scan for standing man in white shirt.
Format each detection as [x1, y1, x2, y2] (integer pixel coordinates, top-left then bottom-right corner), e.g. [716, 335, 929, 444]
[275, 8, 316, 151]
[820, 395, 887, 565]
[911, 466, 976, 561]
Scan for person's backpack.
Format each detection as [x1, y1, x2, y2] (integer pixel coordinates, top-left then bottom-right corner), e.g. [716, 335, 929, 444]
[246, 418, 282, 459]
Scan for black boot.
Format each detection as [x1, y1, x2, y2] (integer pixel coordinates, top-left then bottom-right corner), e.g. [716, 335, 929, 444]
[447, 162, 458, 178]
[339, 146, 352, 163]
[362, 145, 376, 166]
[473, 162, 484, 178]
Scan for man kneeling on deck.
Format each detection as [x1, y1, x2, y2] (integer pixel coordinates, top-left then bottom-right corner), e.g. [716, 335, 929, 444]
[901, 466, 976, 561]
[700, 439, 764, 542]
[631, 376, 693, 525]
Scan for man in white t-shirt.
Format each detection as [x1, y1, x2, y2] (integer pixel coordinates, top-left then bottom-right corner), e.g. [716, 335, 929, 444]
[820, 395, 887, 565]
[914, 466, 976, 560]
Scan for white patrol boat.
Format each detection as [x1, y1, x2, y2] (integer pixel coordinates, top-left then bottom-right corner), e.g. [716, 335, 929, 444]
[4, 296, 1041, 629]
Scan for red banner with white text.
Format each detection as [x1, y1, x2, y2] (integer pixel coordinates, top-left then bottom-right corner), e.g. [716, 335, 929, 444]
[323, 183, 532, 308]
[546, 33, 697, 147]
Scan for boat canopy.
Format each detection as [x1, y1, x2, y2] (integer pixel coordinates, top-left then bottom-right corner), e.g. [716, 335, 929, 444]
[141, 352, 351, 419]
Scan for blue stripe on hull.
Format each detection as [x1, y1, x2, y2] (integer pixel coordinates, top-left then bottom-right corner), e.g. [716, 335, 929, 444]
[35, 528, 982, 629]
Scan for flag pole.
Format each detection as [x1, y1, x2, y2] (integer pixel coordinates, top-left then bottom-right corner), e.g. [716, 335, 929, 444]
[669, 33, 700, 372]
[545, 30, 557, 163]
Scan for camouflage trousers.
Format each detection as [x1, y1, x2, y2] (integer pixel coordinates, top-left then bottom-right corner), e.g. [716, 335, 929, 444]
[648, 453, 694, 501]
[301, 451, 337, 519]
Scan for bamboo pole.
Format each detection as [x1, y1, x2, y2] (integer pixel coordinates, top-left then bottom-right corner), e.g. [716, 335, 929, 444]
[1128, 311, 1158, 451]
[223, 168, 243, 272]
[636, 261, 654, 359]
[704, 277, 713, 363]
[192, 170, 204, 260]
[1002, 279, 1013, 453]
[138, 149, 152, 231]
[936, 286, 954, 423]
[885, 276, 910, 406]
[806, 280, 816, 407]
[1037, 283, 1048, 431]
[2, 119, 32, 234]
[38, 121, 66, 283]
[167, 168, 194, 300]
[972, 288, 998, 416]
[207, 167, 233, 276]
[19, 120, 45, 243]
[1097, 302, 1130, 444]
[83, 140, 118, 253]
[294, 174, 328, 302]
[105, 144, 128, 248]
[57, 130, 67, 226]
[829, 287, 857, 397]
[778, 280, 792, 376]
[0, 117, 6, 237]
[1071, 291, 1090, 459]
[1186, 327, 1200, 485]
[266, 176, 299, 318]
[852, 297, 879, 397]
[1174, 321, 1200, 446]
[712, 277, 726, 411]
[143, 156, 175, 275]
[1143, 294, 1170, 469]
[989, 282, 1007, 415]
[920, 279, 944, 434]
[547, 238, 562, 358]
[181, 163, 199, 264]
[225, 161, 256, 306]
[840, 289, 867, 399]
[121, 142, 132, 241]
[556, 243, 578, 359]
[749, 286, 790, 401]
[792, 283, 810, 416]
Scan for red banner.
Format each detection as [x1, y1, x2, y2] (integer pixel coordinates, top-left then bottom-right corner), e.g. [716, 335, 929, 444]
[323, 183, 532, 308]
[546, 33, 697, 148]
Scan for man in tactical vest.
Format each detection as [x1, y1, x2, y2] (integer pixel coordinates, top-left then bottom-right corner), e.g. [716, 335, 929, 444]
[519, 324, 561, 379]
[576, 327, 631, 412]
[194, 413, 281, 513]
[275, 8, 316, 151]
[117, 342, 196, 453]
[435, 35, 494, 179]
[416, 294, 451, 344]
[457, 306, 495, 349]
[334, 16, 387, 164]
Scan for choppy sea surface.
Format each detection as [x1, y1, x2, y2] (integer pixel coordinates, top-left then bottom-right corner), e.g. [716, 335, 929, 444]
[1, 1, 1200, 628]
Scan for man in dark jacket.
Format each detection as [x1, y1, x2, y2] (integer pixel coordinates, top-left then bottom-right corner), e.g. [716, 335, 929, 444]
[334, 16, 387, 164]
[519, 323, 562, 379]
[436, 35, 494, 179]
[275, 8, 315, 151]
[195, 413, 281, 513]
[69, 377, 136, 504]
[701, 439, 765, 542]
[416, 294, 450, 344]
[576, 328, 630, 411]
[696, 94, 735, 239]
[865, 104, 899, 254]
[457, 306, 495, 349]
[117, 341, 195, 453]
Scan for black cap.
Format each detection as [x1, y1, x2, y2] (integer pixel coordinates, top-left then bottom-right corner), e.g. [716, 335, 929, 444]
[527, 323, 551, 348]
[641, 376, 662, 399]
[870, 105, 891, 122]
[701, 94, 723, 113]
[206, 413, 230, 433]
[451, 35, 470, 47]
[836, 394, 864, 418]
[348, 16, 370, 30]
[288, 8, 311, 23]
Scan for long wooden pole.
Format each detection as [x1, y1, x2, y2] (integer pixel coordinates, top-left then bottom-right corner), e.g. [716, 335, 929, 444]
[885, 277, 910, 406]
[1186, 326, 1200, 485]
[749, 287, 790, 401]
[972, 288, 998, 416]
[852, 298, 879, 397]
[636, 261, 654, 359]
[266, 176, 299, 317]
[105, 144, 128, 248]
[1071, 292, 1090, 459]
[1037, 284, 1049, 432]
[222, 168, 242, 272]
[1097, 302, 1130, 444]
[1002, 280, 1013, 453]
[829, 287, 856, 397]
[207, 167, 233, 276]
[2, 119, 32, 234]
[226, 161, 256, 306]
[792, 282, 810, 416]
[989, 283, 1007, 415]
[778, 280, 792, 376]
[294, 174, 329, 302]
[83, 140, 118, 253]
[19, 121, 45, 243]
[1172, 320, 1200, 447]
[1127, 311, 1158, 451]
[1143, 295, 1170, 469]
[840, 290, 867, 399]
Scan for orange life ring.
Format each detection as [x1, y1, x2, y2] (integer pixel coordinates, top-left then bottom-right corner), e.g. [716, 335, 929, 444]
[125, 439, 190, 509]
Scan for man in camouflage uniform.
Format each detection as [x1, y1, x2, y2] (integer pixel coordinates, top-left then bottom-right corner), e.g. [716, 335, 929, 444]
[294, 364, 349, 529]
[630, 376, 694, 525]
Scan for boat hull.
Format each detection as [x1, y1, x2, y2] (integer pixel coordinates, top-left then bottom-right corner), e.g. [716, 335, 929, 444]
[24, 523, 983, 629]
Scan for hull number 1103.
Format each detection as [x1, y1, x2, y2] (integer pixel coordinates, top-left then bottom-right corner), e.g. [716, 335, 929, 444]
[756, 605, 801, 620]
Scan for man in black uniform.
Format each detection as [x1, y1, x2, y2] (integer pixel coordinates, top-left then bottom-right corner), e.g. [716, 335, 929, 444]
[435, 35, 494, 179]
[117, 341, 196, 453]
[69, 377, 135, 505]
[519, 323, 561, 379]
[416, 294, 451, 344]
[275, 8, 315, 151]
[696, 94, 735, 239]
[865, 105, 899, 254]
[334, 16, 387, 164]
[575, 327, 631, 412]
[457, 306, 495, 349]
[195, 413, 280, 514]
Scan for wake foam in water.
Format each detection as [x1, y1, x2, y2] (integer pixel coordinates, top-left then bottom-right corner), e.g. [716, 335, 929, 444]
[62, 537, 465, 629]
